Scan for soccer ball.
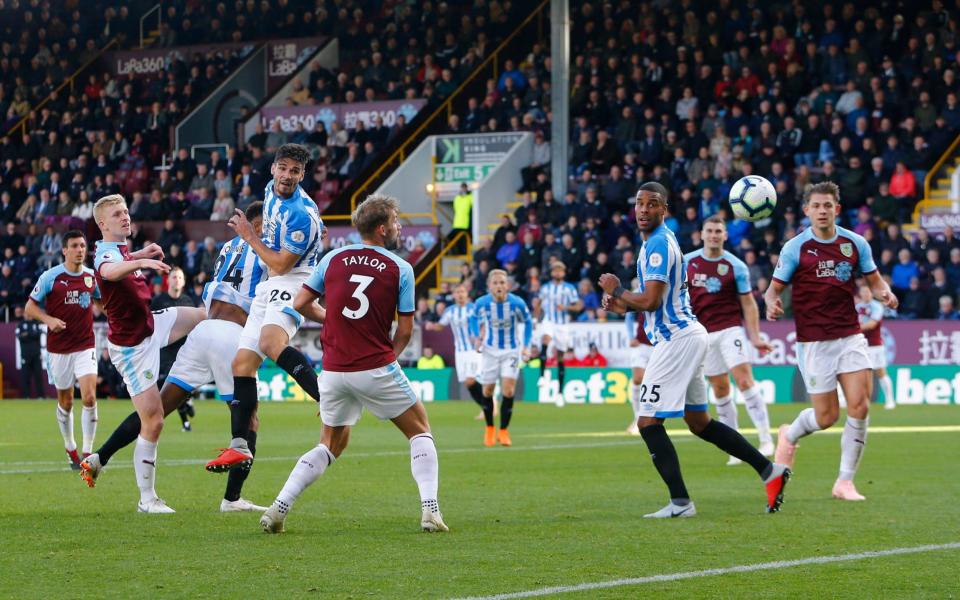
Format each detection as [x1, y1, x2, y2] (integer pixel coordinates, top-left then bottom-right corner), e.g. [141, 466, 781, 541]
[728, 175, 777, 221]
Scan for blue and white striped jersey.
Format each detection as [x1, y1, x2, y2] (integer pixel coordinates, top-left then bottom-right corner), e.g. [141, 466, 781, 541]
[637, 223, 698, 344]
[474, 293, 533, 350]
[202, 236, 267, 314]
[439, 303, 479, 352]
[261, 180, 324, 274]
[538, 280, 580, 324]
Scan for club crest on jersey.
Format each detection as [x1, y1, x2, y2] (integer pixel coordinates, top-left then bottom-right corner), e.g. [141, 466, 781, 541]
[717, 264, 729, 276]
[291, 230, 305, 243]
[649, 253, 663, 267]
[84, 276, 94, 288]
[840, 243, 853, 257]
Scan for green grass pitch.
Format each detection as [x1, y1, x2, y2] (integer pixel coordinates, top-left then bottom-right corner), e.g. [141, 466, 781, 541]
[1, 399, 958, 599]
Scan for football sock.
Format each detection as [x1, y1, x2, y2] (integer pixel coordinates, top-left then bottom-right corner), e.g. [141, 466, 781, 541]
[275, 444, 335, 512]
[97, 411, 141, 466]
[134, 436, 158, 502]
[539, 344, 549, 376]
[500, 395, 514, 429]
[410, 433, 440, 512]
[786, 407, 821, 444]
[56, 405, 76, 452]
[695, 418, 771, 477]
[177, 403, 190, 426]
[630, 384, 642, 417]
[467, 381, 485, 407]
[225, 431, 257, 502]
[741, 385, 772, 445]
[480, 394, 495, 427]
[879, 374, 895, 405]
[81, 405, 98, 454]
[639, 424, 690, 502]
[276, 346, 319, 402]
[713, 393, 739, 430]
[230, 376, 258, 441]
[557, 358, 566, 390]
[839, 416, 868, 481]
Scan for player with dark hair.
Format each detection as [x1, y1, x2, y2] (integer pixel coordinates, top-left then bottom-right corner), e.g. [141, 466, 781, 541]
[767, 182, 897, 501]
[425, 283, 484, 411]
[83, 195, 206, 512]
[536, 261, 582, 404]
[600, 182, 790, 517]
[25, 230, 101, 469]
[206, 143, 326, 473]
[685, 215, 775, 463]
[260, 194, 448, 534]
[80, 202, 270, 512]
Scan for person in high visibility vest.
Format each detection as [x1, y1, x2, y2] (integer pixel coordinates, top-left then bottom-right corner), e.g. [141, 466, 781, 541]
[417, 346, 446, 369]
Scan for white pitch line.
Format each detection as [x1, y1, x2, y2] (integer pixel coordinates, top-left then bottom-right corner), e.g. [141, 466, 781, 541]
[533, 424, 960, 439]
[452, 542, 960, 600]
[0, 439, 663, 475]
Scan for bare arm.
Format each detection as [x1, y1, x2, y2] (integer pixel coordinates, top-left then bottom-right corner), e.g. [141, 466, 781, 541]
[293, 286, 326, 324]
[24, 298, 66, 332]
[393, 314, 414, 356]
[865, 270, 899, 309]
[128, 243, 164, 261]
[99, 258, 169, 281]
[598, 273, 665, 312]
[764, 279, 787, 320]
[738, 292, 773, 355]
[228, 209, 301, 275]
[860, 319, 879, 331]
[424, 322, 445, 331]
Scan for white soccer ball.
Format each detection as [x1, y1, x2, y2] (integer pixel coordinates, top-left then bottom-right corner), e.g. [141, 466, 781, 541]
[728, 175, 777, 221]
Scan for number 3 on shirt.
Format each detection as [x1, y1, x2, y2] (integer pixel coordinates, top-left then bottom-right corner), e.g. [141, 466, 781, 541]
[343, 274, 374, 319]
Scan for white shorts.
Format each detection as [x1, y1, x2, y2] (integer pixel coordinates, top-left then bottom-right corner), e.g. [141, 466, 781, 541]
[632, 344, 652, 370]
[46, 348, 97, 390]
[637, 324, 709, 419]
[167, 319, 243, 399]
[479, 347, 522, 384]
[454, 349, 482, 383]
[108, 309, 177, 397]
[318, 362, 417, 426]
[238, 273, 307, 357]
[703, 326, 752, 377]
[867, 345, 887, 370]
[540, 321, 573, 350]
[796, 334, 872, 394]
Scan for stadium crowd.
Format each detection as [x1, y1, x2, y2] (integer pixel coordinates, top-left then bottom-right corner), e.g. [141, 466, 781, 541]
[0, 0, 520, 318]
[427, 0, 960, 322]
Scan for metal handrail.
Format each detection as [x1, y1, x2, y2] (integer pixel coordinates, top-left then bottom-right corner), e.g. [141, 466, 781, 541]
[344, 0, 550, 215]
[415, 230, 470, 286]
[140, 3, 162, 49]
[5, 38, 119, 138]
[923, 131, 960, 199]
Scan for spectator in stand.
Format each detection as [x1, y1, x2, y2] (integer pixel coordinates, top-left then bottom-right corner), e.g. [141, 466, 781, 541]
[936, 295, 960, 320]
[580, 343, 608, 367]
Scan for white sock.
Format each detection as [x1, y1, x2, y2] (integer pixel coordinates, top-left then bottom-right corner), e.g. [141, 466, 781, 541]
[275, 444, 335, 512]
[839, 416, 869, 481]
[786, 407, 821, 444]
[630, 384, 642, 418]
[714, 394, 739, 430]
[56, 405, 76, 452]
[133, 436, 158, 503]
[741, 386, 772, 445]
[410, 433, 440, 513]
[81, 405, 98, 454]
[879, 375, 895, 406]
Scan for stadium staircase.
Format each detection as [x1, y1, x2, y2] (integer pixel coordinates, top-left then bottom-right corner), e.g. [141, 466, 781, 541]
[913, 133, 960, 229]
[320, 0, 550, 297]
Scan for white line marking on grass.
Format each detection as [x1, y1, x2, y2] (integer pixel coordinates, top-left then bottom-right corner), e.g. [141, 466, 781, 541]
[533, 424, 960, 439]
[452, 542, 960, 600]
[0, 439, 668, 475]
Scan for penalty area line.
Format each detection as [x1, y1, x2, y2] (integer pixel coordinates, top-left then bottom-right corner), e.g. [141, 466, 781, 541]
[452, 542, 960, 600]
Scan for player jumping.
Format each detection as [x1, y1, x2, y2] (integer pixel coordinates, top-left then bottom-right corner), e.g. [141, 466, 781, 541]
[766, 182, 897, 501]
[25, 231, 101, 469]
[425, 284, 485, 411]
[856, 285, 896, 410]
[206, 144, 325, 474]
[686, 216, 775, 464]
[83, 194, 206, 512]
[260, 194, 448, 533]
[600, 182, 790, 517]
[79, 203, 269, 512]
[474, 269, 534, 447]
[536, 261, 582, 404]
